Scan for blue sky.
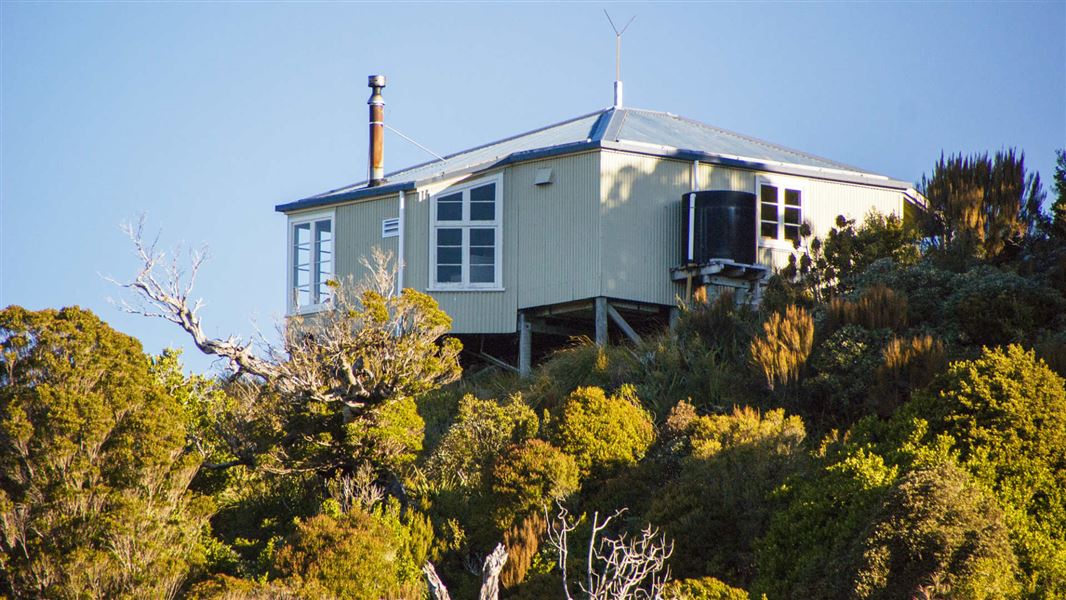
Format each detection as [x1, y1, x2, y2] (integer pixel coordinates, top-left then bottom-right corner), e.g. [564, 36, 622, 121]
[2, 2, 1064, 374]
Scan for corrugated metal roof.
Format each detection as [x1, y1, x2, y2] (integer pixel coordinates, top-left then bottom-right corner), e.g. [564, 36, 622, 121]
[611, 109, 872, 174]
[278, 107, 904, 213]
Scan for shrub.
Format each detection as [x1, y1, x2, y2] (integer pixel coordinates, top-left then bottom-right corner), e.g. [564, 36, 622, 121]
[270, 509, 424, 599]
[426, 394, 538, 489]
[850, 462, 1019, 600]
[903, 345, 1066, 597]
[648, 408, 806, 585]
[551, 385, 655, 477]
[500, 512, 548, 589]
[663, 576, 750, 600]
[871, 335, 945, 416]
[754, 447, 899, 599]
[749, 305, 815, 390]
[803, 325, 890, 428]
[945, 266, 1065, 347]
[824, 285, 908, 333]
[490, 439, 579, 529]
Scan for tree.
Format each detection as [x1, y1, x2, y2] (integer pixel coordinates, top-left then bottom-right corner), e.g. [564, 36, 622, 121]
[545, 504, 673, 600]
[1050, 149, 1066, 240]
[918, 150, 1046, 260]
[116, 223, 461, 479]
[0, 306, 211, 598]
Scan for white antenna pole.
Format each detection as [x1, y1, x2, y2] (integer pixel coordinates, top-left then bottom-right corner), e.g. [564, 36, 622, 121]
[604, 11, 635, 108]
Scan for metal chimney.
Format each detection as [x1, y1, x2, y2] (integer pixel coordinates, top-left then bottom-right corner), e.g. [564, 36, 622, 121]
[367, 75, 386, 187]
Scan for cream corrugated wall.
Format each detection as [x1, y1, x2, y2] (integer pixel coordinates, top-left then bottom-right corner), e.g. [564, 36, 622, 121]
[335, 194, 399, 285]
[402, 169, 517, 334]
[515, 152, 601, 309]
[402, 151, 601, 333]
[325, 149, 907, 333]
[602, 151, 908, 302]
[599, 151, 689, 305]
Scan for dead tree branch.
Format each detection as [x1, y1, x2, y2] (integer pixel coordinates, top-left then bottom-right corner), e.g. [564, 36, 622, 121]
[423, 543, 508, 600]
[546, 503, 673, 600]
[111, 216, 278, 380]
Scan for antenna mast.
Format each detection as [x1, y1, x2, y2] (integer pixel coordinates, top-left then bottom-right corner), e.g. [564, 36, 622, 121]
[604, 10, 635, 108]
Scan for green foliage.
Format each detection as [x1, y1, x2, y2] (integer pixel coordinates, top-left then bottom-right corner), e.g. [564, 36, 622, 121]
[648, 407, 806, 586]
[269, 508, 424, 599]
[849, 462, 1020, 600]
[822, 211, 922, 291]
[550, 385, 655, 477]
[754, 446, 899, 599]
[663, 576, 751, 600]
[490, 439, 579, 529]
[944, 266, 1065, 347]
[1051, 149, 1066, 240]
[0, 306, 212, 598]
[803, 325, 892, 428]
[749, 305, 814, 391]
[270, 281, 463, 478]
[903, 345, 1066, 597]
[676, 290, 759, 362]
[857, 260, 957, 330]
[427, 393, 538, 489]
[871, 335, 946, 417]
[777, 210, 921, 300]
[918, 149, 1046, 261]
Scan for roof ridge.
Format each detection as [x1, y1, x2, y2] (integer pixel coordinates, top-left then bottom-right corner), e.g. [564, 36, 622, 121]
[621, 107, 870, 173]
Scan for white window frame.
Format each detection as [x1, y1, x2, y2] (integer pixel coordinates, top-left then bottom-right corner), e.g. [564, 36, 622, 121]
[429, 174, 504, 291]
[286, 208, 336, 314]
[756, 175, 806, 250]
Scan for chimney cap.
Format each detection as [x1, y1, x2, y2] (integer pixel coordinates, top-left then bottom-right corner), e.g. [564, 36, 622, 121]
[368, 74, 386, 88]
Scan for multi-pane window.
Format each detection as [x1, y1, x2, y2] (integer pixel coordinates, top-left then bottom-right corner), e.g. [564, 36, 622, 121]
[431, 177, 501, 289]
[290, 214, 333, 310]
[759, 180, 803, 244]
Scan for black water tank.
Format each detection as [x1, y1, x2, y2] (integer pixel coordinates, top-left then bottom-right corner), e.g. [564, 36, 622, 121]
[681, 190, 757, 265]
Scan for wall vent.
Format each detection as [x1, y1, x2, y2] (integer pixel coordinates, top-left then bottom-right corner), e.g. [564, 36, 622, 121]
[382, 217, 400, 238]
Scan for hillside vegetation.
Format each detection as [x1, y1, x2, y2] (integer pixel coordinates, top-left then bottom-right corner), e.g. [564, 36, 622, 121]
[2, 149, 1066, 599]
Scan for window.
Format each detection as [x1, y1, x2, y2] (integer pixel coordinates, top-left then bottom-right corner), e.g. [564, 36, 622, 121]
[289, 211, 334, 311]
[758, 178, 804, 245]
[431, 175, 502, 289]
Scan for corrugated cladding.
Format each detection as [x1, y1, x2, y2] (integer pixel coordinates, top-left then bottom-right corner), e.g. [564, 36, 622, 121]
[599, 151, 688, 305]
[601, 151, 908, 300]
[403, 170, 517, 334]
[335, 195, 398, 284]
[324, 148, 907, 334]
[516, 152, 601, 309]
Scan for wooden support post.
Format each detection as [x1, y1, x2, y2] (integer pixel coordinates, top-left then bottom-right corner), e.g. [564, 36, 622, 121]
[518, 312, 532, 378]
[594, 297, 608, 347]
[669, 307, 680, 332]
[479, 351, 519, 375]
[606, 303, 641, 344]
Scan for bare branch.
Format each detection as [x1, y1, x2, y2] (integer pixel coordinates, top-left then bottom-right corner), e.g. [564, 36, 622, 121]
[479, 543, 508, 600]
[112, 216, 278, 381]
[422, 543, 508, 600]
[422, 562, 452, 600]
[546, 503, 672, 600]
